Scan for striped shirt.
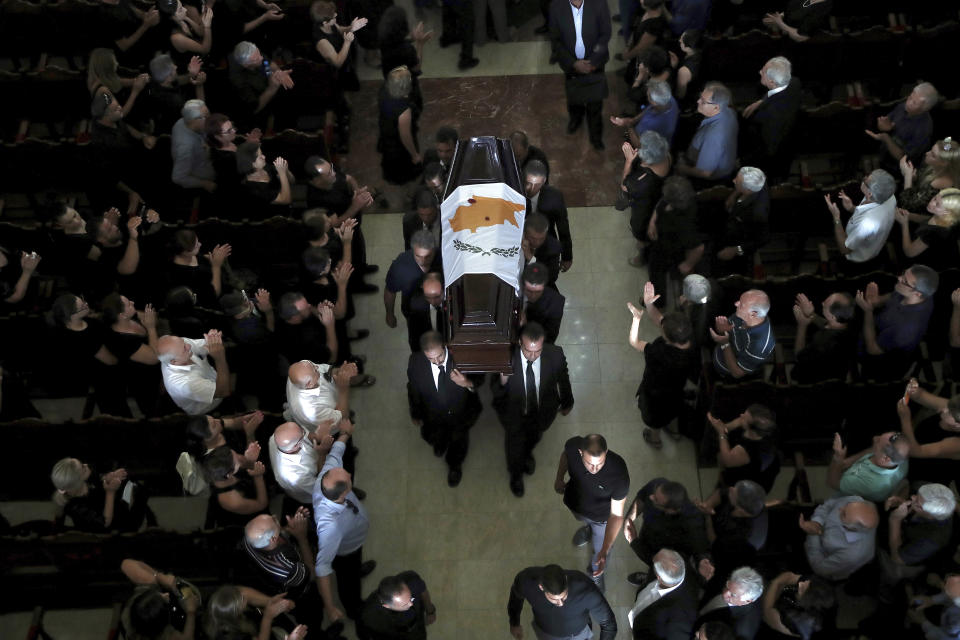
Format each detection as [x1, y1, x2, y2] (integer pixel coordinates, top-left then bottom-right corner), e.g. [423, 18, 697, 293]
[713, 316, 775, 377]
[243, 534, 310, 594]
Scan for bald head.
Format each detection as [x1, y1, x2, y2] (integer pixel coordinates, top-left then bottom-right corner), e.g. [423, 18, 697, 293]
[157, 335, 191, 365]
[288, 360, 319, 389]
[422, 273, 443, 306]
[320, 467, 351, 502]
[734, 289, 770, 326]
[274, 422, 305, 453]
[841, 500, 879, 531]
[245, 514, 280, 549]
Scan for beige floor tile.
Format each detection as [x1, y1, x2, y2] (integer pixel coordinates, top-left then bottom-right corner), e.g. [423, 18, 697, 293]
[563, 344, 602, 383]
[556, 307, 598, 346]
[558, 270, 597, 308]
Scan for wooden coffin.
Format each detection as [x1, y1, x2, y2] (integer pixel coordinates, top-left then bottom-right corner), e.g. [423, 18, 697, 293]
[443, 136, 522, 374]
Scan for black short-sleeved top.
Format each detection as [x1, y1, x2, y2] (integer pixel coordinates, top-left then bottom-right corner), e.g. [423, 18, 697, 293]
[792, 326, 855, 383]
[784, 0, 833, 36]
[59, 320, 107, 363]
[914, 223, 960, 272]
[639, 337, 695, 398]
[166, 262, 217, 307]
[104, 327, 147, 361]
[357, 570, 428, 639]
[648, 202, 702, 270]
[720, 432, 778, 489]
[624, 166, 664, 235]
[242, 165, 287, 218]
[562, 436, 630, 521]
[275, 317, 332, 366]
[629, 14, 668, 47]
[306, 171, 355, 216]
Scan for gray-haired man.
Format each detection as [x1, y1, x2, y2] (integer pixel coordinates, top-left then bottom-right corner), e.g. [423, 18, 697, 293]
[696, 567, 764, 640]
[171, 98, 215, 191]
[825, 169, 897, 269]
[627, 548, 698, 639]
[715, 167, 769, 276]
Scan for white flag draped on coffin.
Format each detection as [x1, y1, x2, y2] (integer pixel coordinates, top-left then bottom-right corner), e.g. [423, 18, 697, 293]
[440, 181, 527, 294]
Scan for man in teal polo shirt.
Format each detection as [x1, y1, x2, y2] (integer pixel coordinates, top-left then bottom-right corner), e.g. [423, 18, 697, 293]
[827, 430, 910, 503]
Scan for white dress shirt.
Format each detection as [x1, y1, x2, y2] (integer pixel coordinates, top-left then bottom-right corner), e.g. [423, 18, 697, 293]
[844, 195, 897, 263]
[627, 577, 683, 627]
[285, 362, 343, 431]
[430, 348, 449, 390]
[160, 338, 222, 415]
[269, 426, 320, 505]
[569, 1, 586, 59]
[766, 84, 788, 98]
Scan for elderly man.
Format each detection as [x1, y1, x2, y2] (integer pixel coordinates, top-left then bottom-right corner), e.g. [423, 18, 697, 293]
[285, 359, 355, 433]
[145, 53, 205, 134]
[627, 549, 698, 639]
[525, 161, 573, 272]
[157, 330, 230, 415]
[710, 289, 776, 379]
[696, 567, 764, 640]
[521, 263, 565, 344]
[856, 265, 938, 379]
[610, 79, 680, 147]
[676, 82, 739, 184]
[555, 434, 629, 592]
[714, 167, 770, 276]
[229, 41, 293, 127]
[510, 130, 551, 180]
[741, 57, 801, 177]
[384, 229, 441, 351]
[909, 573, 960, 639]
[269, 421, 334, 505]
[508, 564, 617, 640]
[406, 272, 447, 346]
[801, 495, 878, 581]
[792, 291, 857, 383]
[824, 169, 897, 269]
[313, 420, 376, 623]
[171, 99, 215, 192]
[881, 483, 955, 589]
[357, 572, 438, 640]
[402, 189, 441, 250]
[522, 212, 563, 287]
[829, 426, 910, 503]
[866, 82, 938, 164]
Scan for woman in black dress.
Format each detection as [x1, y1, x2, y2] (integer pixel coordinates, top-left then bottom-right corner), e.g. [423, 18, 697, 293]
[621, 131, 671, 267]
[620, 0, 668, 64]
[898, 138, 960, 211]
[165, 229, 229, 306]
[761, 572, 836, 639]
[629, 303, 696, 449]
[155, 0, 213, 69]
[378, 6, 429, 114]
[236, 141, 293, 219]
[709, 405, 781, 492]
[205, 113, 254, 219]
[201, 443, 269, 528]
[51, 457, 153, 532]
[895, 188, 960, 273]
[674, 29, 702, 109]
[101, 293, 162, 416]
[378, 66, 422, 185]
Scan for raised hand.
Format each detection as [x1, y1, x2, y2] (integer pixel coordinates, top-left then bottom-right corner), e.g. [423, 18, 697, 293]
[831, 432, 847, 461]
[642, 281, 660, 306]
[138, 304, 157, 329]
[627, 301, 644, 320]
[244, 441, 261, 463]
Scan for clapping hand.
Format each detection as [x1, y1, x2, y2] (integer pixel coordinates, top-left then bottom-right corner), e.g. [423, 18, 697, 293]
[244, 441, 261, 464]
[205, 243, 232, 267]
[837, 190, 854, 212]
[247, 461, 266, 477]
[241, 411, 264, 438]
[350, 16, 368, 31]
[876, 115, 894, 132]
[273, 156, 288, 173]
[265, 593, 295, 618]
[899, 156, 916, 182]
[823, 194, 841, 220]
[798, 513, 823, 535]
[642, 281, 660, 306]
[20, 251, 41, 272]
[318, 301, 335, 326]
[411, 21, 433, 43]
[336, 217, 359, 242]
[952, 288, 960, 307]
[187, 56, 203, 78]
[102, 469, 127, 491]
[332, 262, 353, 286]
[832, 432, 847, 461]
[204, 329, 225, 358]
[254, 288, 272, 312]
[137, 304, 157, 329]
[284, 506, 311, 538]
[627, 301, 643, 320]
[621, 141, 638, 162]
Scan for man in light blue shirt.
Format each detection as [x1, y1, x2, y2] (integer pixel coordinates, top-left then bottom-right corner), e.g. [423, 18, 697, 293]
[677, 82, 739, 183]
[827, 430, 910, 503]
[312, 419, 376, 623]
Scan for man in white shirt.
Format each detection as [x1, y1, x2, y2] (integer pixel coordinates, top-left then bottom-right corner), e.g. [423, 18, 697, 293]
[825, 169, 897, 267]
[285, 360, 356, 432]
[269, 420, 334, 505]
[627, 549, 698, 639]
[157, 330, 231, 415]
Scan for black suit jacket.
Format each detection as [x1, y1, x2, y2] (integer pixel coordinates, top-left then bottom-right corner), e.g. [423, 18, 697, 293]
[632, 576, 699, 640]
[525, 286, 565, 344]
[407, 292, 449, 348]
[531, 234, 563, 286]
[530, 184, 573, 262]
[492, 344, 574, 429]
[521, 145, 551, 182]
[402, 212, 440, 251]
[741, 78, 802, 169]
[695, 598, 762, 640]
[407, 349, 481, 426]
[548, 0, 611, 103]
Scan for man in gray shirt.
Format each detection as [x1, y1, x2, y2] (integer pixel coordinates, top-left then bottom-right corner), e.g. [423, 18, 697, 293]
[801, 495, 878, 581]
[312, 419, 376, 623]
[171, 98, 216, 192]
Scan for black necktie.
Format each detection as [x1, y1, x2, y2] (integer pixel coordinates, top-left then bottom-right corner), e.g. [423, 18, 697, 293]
[437, 363, 448, 393]
[525, 359, 538, 415]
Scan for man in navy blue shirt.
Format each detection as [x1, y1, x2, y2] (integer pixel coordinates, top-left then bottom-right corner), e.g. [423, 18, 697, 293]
[710, 289, 775, 379]
[677, 82, 739, 185]
[384, 229, 441, 351]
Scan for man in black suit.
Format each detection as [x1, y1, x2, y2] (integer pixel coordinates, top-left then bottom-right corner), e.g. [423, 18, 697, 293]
[510, 130, 551, 181]
[626, 549, 698, 640]
[740, 57, 801, 180]
[406, 331, 481, 487]
[695, 567, 764, 640]
[421, 126, 458, 177]
[493, 322, 574, 497]
[525, 160, 573, 272]
[549, 0, 611, 150]
[402, 189, 441, 251]
[407, 272, 448, 350]
[522, 263, 565, 344]
[522, 212, 563, 288]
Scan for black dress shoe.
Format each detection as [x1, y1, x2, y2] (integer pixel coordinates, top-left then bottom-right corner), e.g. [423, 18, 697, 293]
[510, 476, 525, 497]
[353, 487, 367, 500]
[447, 468, 463, 487]
[354, 282, 379, 294]
[362, 264, 380, 275]
[348, 329, 370, 341]
[359, 560, 376, 578]
[458, 56, 480, 70]
[567, 119, 583, 134]
[534, 23, 549, 34]
[523, 456, 536, 475]
[591, 139, 605, 151]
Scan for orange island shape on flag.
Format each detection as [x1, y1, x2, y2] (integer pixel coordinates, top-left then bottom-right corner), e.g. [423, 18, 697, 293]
[448, 195, 525, 233]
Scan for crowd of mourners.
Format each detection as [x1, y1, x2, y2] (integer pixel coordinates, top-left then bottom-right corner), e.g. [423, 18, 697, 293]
[2, 0, 960, 638]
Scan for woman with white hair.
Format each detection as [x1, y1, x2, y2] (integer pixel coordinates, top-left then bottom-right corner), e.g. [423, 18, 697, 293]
[378, 65, 422, 185]
[715, 166, 770, 276]
[895, 188, 960, 271]
[621, 130, 672, 267]
[51, 457, 154, 532]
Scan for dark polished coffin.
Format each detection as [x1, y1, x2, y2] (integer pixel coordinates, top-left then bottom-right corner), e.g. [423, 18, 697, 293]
[443, 136, 523, 374]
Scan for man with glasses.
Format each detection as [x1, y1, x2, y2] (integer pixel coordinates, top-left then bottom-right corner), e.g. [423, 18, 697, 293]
[676, 82, 738, 185]
[695, 567, 764, 640]
[358, 571, 438, 639]
[827, 426, 910, 503]
[171, 99, 215, 193]
[824, 169, 897, 272]
[507, 563, 617, 640]
[269, 420, 335, 506]
[855, 264, 938, 380]
[800, 495, 878, 581]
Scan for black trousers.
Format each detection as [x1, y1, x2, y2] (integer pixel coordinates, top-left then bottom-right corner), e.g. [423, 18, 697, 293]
[332, 546, 365, 620]
[567, 101, 603, 145]
[421, 417, 471, 468]
[442, 0, 476, 59]
[504, 411, 546, 478]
